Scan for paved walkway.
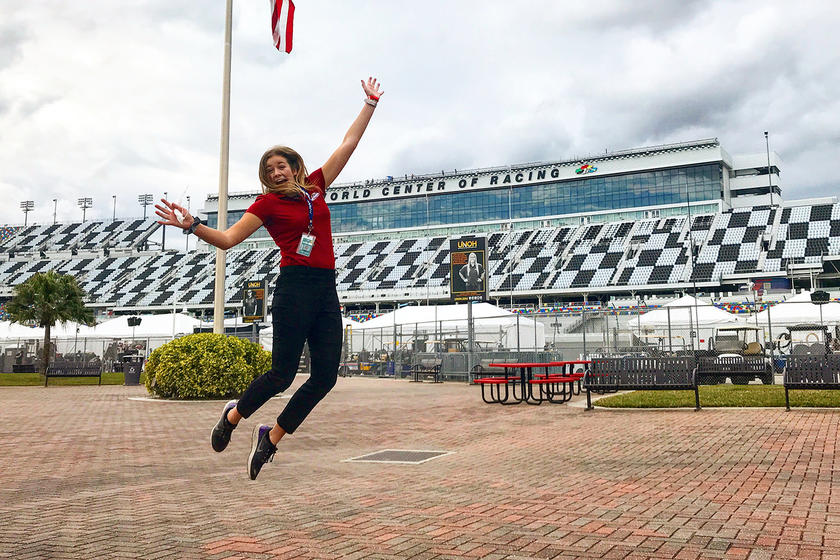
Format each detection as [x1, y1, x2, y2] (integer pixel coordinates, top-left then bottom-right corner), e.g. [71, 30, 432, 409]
[1, 377, 838, 559]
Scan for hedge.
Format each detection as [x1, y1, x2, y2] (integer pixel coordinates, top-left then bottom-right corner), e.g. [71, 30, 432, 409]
[144, 333, 271, 399]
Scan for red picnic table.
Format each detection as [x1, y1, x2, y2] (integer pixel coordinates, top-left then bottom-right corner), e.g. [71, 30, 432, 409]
[474, 360, 591, 405]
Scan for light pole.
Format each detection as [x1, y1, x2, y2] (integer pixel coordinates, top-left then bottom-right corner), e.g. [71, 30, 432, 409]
[684, 189, 701, 352]
[507, 250, 521, 309]
[77, 197, 92, 223]
[425, 263, 430, 306]
[20, 200, 34, 227]
[764, 131, 775, 207]
[138, 194, 153, 219]
[412, 262, 432, 306]
[112, 195, 116, 220]
[161, 191, 167, 251]
[52, 199, 57, 225]
[185, 196, 191, 252]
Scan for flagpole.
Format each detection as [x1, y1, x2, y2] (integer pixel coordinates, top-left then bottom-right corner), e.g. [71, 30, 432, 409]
[214, 0, 233, 334]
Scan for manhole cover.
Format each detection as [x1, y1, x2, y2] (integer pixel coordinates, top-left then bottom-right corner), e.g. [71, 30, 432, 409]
[344, 449, 453, 464]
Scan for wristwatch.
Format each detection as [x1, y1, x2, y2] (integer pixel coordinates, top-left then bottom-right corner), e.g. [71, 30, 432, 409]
[184, 216, 203, 235]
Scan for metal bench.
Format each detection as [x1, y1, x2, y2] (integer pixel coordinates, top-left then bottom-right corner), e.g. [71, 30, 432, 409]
[783, 354, 840, 411]
[411, 360, 442, 383]
[45, 363, 103, 386]
[584, 356, 700, 411]
[696, 355, 773, 385]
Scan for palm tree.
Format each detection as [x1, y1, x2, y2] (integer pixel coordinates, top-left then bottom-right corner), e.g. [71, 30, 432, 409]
[6, 271, 95, 378]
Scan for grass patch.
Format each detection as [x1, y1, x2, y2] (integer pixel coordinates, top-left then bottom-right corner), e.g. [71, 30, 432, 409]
[0, 372, 147, 386]
[595, 384, 840, 408]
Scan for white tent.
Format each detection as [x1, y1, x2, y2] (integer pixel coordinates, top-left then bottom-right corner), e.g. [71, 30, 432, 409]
[0, 320, 45, 340]
[0, 320, 89, 341]
[80, 313, 201, 338]
[625, 295, 742, 349]
[348, 303, 545, 350]
[0, 314, 203, 359]
[627, 295, 741, 329]
[755, 290, 840, 326]
[0, 314, 210, 342]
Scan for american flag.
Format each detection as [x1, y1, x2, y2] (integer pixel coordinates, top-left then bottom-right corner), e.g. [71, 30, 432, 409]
[270, 0, 295, 53]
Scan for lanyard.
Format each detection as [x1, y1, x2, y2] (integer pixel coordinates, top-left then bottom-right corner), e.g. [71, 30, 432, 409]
[299, 188, 314, 233]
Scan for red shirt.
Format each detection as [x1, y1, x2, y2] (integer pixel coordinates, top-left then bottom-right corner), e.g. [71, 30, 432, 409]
[246, 168, 335, 269]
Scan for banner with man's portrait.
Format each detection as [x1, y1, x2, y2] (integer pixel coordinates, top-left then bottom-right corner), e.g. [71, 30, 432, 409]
[449, 236, 487, 303]
[242, 280, 266, 323]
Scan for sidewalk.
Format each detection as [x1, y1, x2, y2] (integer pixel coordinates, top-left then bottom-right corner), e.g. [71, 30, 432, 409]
[1, 377, 838, 559]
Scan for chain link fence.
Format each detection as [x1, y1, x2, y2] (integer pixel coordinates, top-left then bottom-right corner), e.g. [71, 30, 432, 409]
[4, 297, 839, 385]
[338, 297, 840, 384]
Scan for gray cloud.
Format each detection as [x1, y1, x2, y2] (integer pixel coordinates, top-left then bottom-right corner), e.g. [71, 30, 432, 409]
[13, 94, 60, 120]
[1, 0, 839, 225]
[0, 21, 28, 71]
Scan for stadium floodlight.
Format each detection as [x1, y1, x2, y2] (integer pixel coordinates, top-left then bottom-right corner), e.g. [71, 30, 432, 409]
[138, 194, 154, 219]
[20, 200, 34, 227]
[77, 197, 93, 223]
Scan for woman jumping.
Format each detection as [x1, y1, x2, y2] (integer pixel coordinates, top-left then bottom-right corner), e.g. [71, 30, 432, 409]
[155, 77, 384, 479]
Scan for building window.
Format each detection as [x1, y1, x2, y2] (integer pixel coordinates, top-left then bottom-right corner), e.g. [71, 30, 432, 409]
[322, 163, 723, 233]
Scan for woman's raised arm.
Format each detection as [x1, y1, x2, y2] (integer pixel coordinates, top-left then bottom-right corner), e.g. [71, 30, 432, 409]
[321, 77, 384, 187]
[154, 199, 263, 251]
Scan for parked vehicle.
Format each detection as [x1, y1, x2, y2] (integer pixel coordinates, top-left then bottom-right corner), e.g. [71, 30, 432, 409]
[697, 326, 773, 385]
[775, 324, 831, 356]
[710, 326, 766, 356]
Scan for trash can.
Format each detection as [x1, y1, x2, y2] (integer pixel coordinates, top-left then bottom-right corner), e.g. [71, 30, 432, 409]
[123, 356, 144, 386]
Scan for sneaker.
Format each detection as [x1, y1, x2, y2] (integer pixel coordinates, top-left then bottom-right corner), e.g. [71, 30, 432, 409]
[210, 400, 238, 452]
[248, 424, 277, 480]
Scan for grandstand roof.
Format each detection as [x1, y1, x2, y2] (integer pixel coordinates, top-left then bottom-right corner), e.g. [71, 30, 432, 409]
[208, 138, 724, 202]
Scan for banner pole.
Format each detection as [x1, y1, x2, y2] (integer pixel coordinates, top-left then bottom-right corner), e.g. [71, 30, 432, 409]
[213, 0, 233, 334]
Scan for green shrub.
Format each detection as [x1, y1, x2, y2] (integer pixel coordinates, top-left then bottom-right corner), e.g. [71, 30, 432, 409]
[144, 333, 271, 399]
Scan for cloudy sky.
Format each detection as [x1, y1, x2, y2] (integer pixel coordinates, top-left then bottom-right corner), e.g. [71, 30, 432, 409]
[1, 0, 838, 226]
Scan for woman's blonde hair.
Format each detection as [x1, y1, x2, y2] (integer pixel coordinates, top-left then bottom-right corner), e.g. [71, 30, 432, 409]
[258, 146, 317, 197]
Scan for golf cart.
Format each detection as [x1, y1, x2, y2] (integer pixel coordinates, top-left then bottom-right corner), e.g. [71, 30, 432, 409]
[775, 324, 832, 356]
[697, 326, 773, 385]
[710, 326, 766, 356]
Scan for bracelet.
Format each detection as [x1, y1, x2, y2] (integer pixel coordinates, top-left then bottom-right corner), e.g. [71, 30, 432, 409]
[367, 94, 380, 101]
[364, 98, 378, 107]
[183, 216, 203, 235]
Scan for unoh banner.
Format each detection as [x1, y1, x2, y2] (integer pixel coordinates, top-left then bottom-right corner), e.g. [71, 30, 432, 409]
[242, 280, 266, 323]
[449, 236, 487, 303]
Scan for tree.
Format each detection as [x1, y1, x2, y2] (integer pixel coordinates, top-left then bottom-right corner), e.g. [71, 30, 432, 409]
[6, 271, 95, 376]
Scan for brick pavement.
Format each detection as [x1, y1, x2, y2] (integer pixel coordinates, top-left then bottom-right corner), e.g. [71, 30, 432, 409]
[0, 377, 838, 559]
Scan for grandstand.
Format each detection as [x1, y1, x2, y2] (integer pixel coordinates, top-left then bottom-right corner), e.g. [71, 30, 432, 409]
[0, 219, 158, 257]
[1, 139, 839, 315]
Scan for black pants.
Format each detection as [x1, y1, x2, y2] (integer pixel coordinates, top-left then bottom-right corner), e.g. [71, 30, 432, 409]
[236, 266, 342, 434]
